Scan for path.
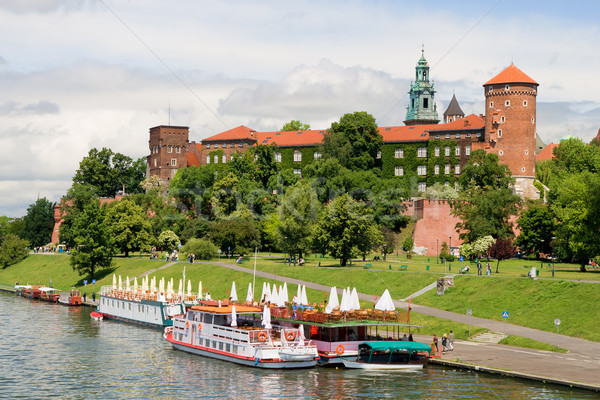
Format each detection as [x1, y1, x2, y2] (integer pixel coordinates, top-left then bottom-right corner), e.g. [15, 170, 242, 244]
[135, 261, 178, 278]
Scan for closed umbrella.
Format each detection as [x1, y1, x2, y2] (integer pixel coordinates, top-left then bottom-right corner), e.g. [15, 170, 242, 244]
[187, 280, 192, 299]
[339, 288, 351, 312]
[282, 282, 289, 303]
[374, 289, 395, 311]
[126, 276, 131, 292]
[262, 304, 272, 329]
[298, 324, 305, 341]
[350, 287, 360, 310]
[198, 281, 203, 300]
[118, 275, 122, 291]
[134, 277, 138, 293]
[325, 286, 339, 314]
[178, 279, 183, 297]
[270, 285, 279, 305]
[246, 282, 253, 303]
[112, 274, 117, 290]
[230, 281, 238, 302]
[231, 306, 237, 327]
[301, 285, 308, 306]
[296, 285, 302, 304]
[276, 286, 285, 307]
[260, 282, 268, 303]
[266, 283, 272, 302]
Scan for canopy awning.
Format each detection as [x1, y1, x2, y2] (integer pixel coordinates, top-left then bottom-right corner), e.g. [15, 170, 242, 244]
[359, 341, 431, 354]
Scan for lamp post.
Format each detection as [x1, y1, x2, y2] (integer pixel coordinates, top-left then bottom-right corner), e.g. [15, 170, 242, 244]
[551, 236, 556, 277]
[448, 236, 452, 274]
[383, 243, 387, 262]
[436, 238, 439, 264]
[540, 239, 545, 270]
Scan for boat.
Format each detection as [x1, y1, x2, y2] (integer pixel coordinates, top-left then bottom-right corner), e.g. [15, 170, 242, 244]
[163, 302, 319, 369]
[58, 289, 82, 305]
[39, 287, 61, 302]
[96, 285, 185, 328]
[341, 341, 431, 370]
[21, 285, 42, 299]
[90, 311, 103, 321]
[14, 285, 31, 297]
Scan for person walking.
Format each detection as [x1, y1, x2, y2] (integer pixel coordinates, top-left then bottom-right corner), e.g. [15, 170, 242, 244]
[448, 330, 455, 351]
[477, 260, 482, 276]
[442, 334, 448, 352]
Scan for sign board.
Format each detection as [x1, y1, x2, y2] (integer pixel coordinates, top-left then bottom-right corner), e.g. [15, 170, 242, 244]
[502, 311, 509, 318]
[554, 318, 561, 326]
[178, 243, 182, 249]
[228, 246, 231, 251]
[218, 249, 221, 254]
[92, 279, 96, 284]
[460, 256, 464, 262]
[83, 280, 88, 285]
[467, 309, 472, 316]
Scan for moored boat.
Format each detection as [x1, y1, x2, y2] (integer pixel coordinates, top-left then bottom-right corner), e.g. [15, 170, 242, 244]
[341, 341, 431, 369]
[58, 289, 82, 305]
[22, 285, 42, 299]
[164, 303, 319, 369]
[39, 287, 61, 302]
[90, 311, 103, 320]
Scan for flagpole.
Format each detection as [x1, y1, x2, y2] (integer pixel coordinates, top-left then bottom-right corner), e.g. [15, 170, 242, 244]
[252, 246, 257, 302]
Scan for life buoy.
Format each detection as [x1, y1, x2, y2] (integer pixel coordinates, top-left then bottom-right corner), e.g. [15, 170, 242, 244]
[286, 331, 296, 341]
[336, 345, 345, 355]
[197, 323, 202, 330]
[186, 321, 190, 329]
[258, 332, 267, 342]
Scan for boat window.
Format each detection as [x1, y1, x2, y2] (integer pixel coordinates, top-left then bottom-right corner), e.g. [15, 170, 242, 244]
[212, 340, 217, 348]
[219, 342, 224, 351]
[226, 344, 231, 353]
[128, 304, 131, 311]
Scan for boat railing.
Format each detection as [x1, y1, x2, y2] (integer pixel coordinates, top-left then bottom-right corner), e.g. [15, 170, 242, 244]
[99, 285, 184, 305]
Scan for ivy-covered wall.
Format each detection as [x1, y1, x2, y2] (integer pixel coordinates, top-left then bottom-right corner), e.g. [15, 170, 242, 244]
[426, 139, 459, 187]
[278, 147, 317, 171]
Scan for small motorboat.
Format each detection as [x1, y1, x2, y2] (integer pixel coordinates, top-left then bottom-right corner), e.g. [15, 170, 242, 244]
[90, 311, 103, 321]
[341, 341, 431, 370]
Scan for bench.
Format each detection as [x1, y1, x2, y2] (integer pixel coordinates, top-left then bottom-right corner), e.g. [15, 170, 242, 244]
[364, 263, 372, 269]
[400, 265, 408, 271]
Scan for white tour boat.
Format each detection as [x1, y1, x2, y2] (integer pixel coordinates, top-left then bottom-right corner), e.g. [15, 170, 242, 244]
[164, 303, 319, 369]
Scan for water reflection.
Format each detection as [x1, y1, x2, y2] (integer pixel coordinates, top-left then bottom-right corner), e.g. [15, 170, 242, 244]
[0, 292, 596, 400]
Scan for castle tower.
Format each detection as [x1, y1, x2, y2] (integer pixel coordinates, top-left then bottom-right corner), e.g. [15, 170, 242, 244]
[443, 93, 465, 123]
[483, 64, 539, 197]
[147, 125, 190, 183]
[404, 49, 440, 126]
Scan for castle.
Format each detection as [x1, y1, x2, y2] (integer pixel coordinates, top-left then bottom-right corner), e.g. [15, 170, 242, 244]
[146, 52, 541, 198]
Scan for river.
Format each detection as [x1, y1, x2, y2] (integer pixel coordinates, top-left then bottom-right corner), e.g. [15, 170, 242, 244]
[0, 291, 595, 399]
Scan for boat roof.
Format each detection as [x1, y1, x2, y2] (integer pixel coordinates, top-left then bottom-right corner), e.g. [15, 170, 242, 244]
[190, 305, 262, 314]
[359, 341, 432, 353]
[39, 287, 60, 292]
[15, 285, 31, 289]
[278, 318, 421, 328]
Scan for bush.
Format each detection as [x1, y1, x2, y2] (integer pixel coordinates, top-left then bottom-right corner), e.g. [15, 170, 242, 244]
[181, 238, 218, 261]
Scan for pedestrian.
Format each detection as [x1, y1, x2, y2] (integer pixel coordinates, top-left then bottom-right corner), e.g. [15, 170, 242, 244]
[92, 292, 96, 302]
[432, 334, 439, 351]
[486, 263, 491, 275]
[448, 330, 455, 351]
[408, 333, 413, 342]
[477, 260, 482, 276]
[442, 333, 448, 352]
[83, 291, 87, 302]
[402, 333, 408, 341]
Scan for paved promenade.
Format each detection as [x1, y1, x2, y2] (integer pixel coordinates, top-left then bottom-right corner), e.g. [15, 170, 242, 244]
[200, 260, 600, 391]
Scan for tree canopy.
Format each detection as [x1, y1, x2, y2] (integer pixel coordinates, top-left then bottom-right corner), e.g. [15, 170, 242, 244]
[281, 120, 311, 131]
[21, 197, 55, 247]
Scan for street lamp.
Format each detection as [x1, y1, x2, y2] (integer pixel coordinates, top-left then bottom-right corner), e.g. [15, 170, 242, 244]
[448, 236, 452, 274]
[383, 243, 387, 262]
[436, 238, 439, 264]
[540, 239, 545, 269]
[551, 236, 556, 277]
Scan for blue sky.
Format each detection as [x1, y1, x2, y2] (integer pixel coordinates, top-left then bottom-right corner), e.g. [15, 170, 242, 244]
[1, 0, 599, 217]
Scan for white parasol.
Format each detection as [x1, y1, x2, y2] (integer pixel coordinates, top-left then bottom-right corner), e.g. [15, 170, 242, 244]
[300, 285, 308, 306]
[296, 285, 302, 304]
[126, 276, 131, 292]
[270, 285, 279, 305]
[118, 275, 122, 291]
[325, 286, 339, 314]
[246, 282, 253, 303]
[266, 283, 272, 302]
[282, 282, 289, 303]
[151, 277, 156, 293]
[374, 289, 395, 311]
[134, 277, 138, 293]
[112, 274, 117, 290]
[260, 282, 268, 303]
[261, 304, 272, 329]
[350, 287, 360, 310]
[231, 305, 237, 327]
[275, 285, 285, 307]
[187, 279, 192, 298]
[339, 288, 351, 312]
[178, 279, 183, 297]
[230, 281, 238, 302]
[159, 277, 164, 293]
[298, 324, 305, 341]
[198, 281, 203, 300]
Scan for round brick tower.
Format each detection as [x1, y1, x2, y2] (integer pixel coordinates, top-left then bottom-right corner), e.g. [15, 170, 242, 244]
[483, 64, 538, 179]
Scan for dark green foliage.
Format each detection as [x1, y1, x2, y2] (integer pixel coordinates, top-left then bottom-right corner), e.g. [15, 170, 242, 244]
[181, 238, 218, 260]
[21, 197, 55, 247]
[209, 220, 260, 256]
[0, 234, 29, 268]
[281, 120, 310, 131]
[178, 218, 210, 245]
[105, 200, 153, 257]
[516, 201, 556, 257]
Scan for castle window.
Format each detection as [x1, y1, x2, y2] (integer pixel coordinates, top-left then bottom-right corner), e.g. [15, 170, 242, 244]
[395, 148, 404, 158]
[435, 135, 440, 139]
[489, 86, 493, 92]
[214, 155, 218, 164]
[465, 145, 471, 156]
[434, 164, 440, 175]
[445, 134, 450, 139]
[168, 146, 173, 153]
[176, 146, 181, 153]
[222, 155, 227, 163]
[206, 144, 211, 149]
[206, 155, 210, 164]
[153, 159, 157, 167]
[434, 146, 440, 157]
[423, 98, 429, 109]
[171, 159, 177, 166]
[230, 155, 234, 161]
[275, 152, 281, 162]
[455, 146, 461, 156]
[522, 167, 526, 172]
[499, 150, 504, 156]
[418, 182, 426, 193]
[417, 165, 427, 175]
[394, 166, 404, 176]
[294, 150, 302, 162]
[525, 150, 529, 155]
[417, 147, 427, 157]
[505, 100, 510, 107]
[498, 129, 502, 138]
[523, 100, 528, 107]
[500, 116, 505, 123]
[466, 133, 471, 138]
[293, 168, 302, 176]
[376, 151, 382, 159]
[455, 133, 460, 139]
[454, 164, 460, 174]
[238, 143, 244, 148]
[314, 151, 322, 160]
[489, 101, 493, 108]
[505, 84, 510, 91]
[214, 144, 219, 149]
[531, 117, 535, 124]
[476, 132, 481, 137]
[445, 164, 450, 174]
[445, 146, 450, 157]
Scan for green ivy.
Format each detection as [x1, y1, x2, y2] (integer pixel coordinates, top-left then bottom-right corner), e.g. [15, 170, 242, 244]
[278, 147, 317, 171]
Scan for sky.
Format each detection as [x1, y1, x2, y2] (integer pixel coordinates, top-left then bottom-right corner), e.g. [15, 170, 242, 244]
[1, 0, 599, 217]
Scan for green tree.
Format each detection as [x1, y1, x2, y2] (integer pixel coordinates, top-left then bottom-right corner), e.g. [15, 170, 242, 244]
[552, 138, 600, 175]
[181, 238, 218, 260]
[178, 218, 210, 245]
[105, 200, 153, 257]
[516, 202, 556, 257]
[21, 197, 55, 247]
[322, 112, 383, 171]
[209, 220, 260, 256]
[69, 200, 115, 279]
[170, 165, 217, 215]
[281, 120, 311, 131]
[251, 144, 279, 188]
[311, 193, 381, 266]
[472, 236, 496, 259]
[157, 230, 180, 253]
[0, 234, 29, 268]
[402, 235, 414, 259]
[275, 183, 319, 259]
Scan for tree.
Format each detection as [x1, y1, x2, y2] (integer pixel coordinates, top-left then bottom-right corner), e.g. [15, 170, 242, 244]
[0, 234, 29, 268]
[402, 235, 414, 259]
[452, 150, 521, 243]
[157, 230, 180, 253]
[516, 201, 556, 258]
[275, 183, 319, 259]
[472, 236, 496, 259]
[105, 200, 153, 257]
[69, 200, 115, 279]
[311, 194, 381, 266]
[209, 220, 260, 256]
[281, 120, 311, 131]
[322, 112, 383, 171]
[252, 144, 279, 188]
[439, 241, 454, 262]
[21, 197, 55, 247]
[178, 218, 210, 245]
[181, 238, 218, 260]
[170, 165, 217, 214]
[488, 238, 516, 273]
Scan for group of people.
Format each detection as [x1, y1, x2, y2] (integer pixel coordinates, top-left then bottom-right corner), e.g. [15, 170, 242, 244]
[187, 253, 195, 263]
[461, 261, 492, 275]
[432, 331, 455, 353]
[401, 333, 414, 341]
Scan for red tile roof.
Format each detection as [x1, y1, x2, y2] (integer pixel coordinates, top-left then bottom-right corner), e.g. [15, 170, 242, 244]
[484, 64, 538, 86]
[255, 130, 325, 147]
[536, 143, 558, 162]
[380, 114, 485, 142]
[186, 152, 200, 167]
[430, 114, 485, 131]
[202, 125, 257, 142]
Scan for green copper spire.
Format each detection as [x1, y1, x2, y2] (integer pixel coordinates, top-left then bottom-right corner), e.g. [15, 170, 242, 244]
[404, 48, 440, 125]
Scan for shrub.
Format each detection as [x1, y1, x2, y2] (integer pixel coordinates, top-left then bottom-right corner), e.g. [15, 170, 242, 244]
[181, 238, 218, 260]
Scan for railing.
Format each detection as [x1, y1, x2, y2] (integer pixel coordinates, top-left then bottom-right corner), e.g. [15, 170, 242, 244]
[271, 305, 409, 324]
